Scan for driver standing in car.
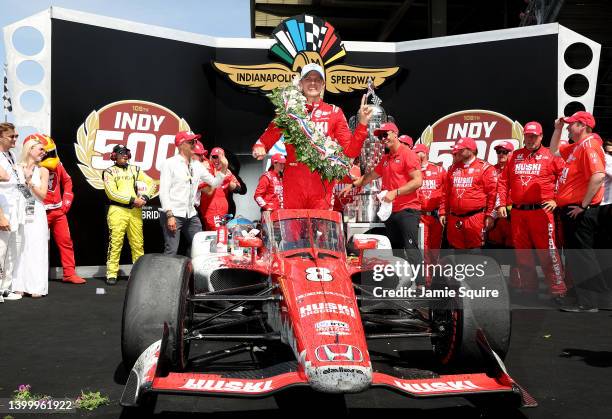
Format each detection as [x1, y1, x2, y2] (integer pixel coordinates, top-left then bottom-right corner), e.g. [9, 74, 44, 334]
[252, 63, 372, 210]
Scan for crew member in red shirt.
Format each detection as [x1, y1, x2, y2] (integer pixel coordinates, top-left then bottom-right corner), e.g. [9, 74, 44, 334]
[550, 111, 607, 312]
[414, 144, 445, 259]
[354, 122, 422, 263]
[199, 147, 240, 230]
[192, 140, 209, 207]
[440, 137, 497, 249]
[398, 135, 414, 149]
[254, 153, 285, 212]
[252, 63, 372, 210]
[487, 141, 514, 248]
[497, 122, 567, 298]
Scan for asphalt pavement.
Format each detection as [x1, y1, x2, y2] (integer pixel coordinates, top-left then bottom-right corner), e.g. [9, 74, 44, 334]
[1, 279, 611, 418]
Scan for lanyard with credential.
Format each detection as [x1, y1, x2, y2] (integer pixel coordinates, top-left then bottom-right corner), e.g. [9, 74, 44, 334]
[2, 151, 20, 179]
[2, 152, 32, 198]
[3, 152, 35, 220]
[187, 162, 194, 204]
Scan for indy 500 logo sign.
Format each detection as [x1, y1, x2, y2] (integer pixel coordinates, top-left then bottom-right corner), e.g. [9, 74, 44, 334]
[419, 110, 524, 169]
[74, 100, 191, 197]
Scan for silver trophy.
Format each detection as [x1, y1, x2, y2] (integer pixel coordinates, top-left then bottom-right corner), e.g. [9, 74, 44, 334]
[348, 78, 394, 223]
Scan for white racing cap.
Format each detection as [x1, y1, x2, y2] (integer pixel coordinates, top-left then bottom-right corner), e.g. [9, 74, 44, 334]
[300, 63, 325, 81]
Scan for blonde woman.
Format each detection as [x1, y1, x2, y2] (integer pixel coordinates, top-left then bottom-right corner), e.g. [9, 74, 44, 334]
[12, 138, 49, 298]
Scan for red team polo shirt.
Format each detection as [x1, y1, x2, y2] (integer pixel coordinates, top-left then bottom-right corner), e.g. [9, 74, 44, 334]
[374, 144, 421, 212]
[556, 134, 605, 207]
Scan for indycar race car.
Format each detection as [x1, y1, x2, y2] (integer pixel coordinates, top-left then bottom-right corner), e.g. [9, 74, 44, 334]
[120, 209, 536, 413]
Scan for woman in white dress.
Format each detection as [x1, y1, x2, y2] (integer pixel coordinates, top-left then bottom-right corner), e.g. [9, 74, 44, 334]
[13, 139, 49, 298]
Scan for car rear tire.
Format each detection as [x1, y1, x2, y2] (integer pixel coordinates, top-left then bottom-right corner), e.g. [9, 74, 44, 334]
[431, 253, 511, 369]
[121, 253, 193, 371]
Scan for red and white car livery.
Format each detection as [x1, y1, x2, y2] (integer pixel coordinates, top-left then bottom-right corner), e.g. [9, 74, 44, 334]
[120, 209, 535, 411]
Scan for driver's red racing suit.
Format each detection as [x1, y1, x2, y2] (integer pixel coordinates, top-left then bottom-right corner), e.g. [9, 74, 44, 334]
[254, 101, 368, 210]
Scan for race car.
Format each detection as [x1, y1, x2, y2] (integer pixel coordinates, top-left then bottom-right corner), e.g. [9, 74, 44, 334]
[120, 209, 536, 413]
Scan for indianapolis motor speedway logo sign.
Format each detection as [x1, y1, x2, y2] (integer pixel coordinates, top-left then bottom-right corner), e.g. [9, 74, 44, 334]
[213, 14, 399, 94]
[74, 100, 191, 197]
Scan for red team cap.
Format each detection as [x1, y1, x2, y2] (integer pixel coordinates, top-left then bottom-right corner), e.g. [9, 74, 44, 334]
[452, 137, 477, 154]
[175, 131, 201, 147]
[523, 121, 543, 136]
[494, 141, 515, 152]
[271, 153, 286, 164]
[210, 147, 225, 157]
[563, 111, 595, 128]
[398, 135, 413, 147]
[192, 140, 207, 156]
[412, 144, 429, 154]
[373, 122, 399, 137]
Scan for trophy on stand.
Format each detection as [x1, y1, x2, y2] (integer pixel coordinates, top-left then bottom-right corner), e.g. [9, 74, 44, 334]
[349, 78, 394, 223]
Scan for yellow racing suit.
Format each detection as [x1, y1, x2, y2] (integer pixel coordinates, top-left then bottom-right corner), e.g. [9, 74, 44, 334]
[103, 164, 155, 279]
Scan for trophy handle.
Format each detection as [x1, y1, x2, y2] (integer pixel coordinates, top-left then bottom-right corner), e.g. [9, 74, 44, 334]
[348, 115, 357, 132]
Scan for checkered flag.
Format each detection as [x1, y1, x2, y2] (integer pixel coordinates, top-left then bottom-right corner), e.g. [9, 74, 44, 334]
[3, 63, 13, 120]
[305, 15, 326, 51]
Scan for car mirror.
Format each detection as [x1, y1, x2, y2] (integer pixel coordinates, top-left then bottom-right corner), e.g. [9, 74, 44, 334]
[354, 238, 378, 251]
[237, 236, 263, 264]
[353, 238, 378, 265]
[237, 236, 263, 249]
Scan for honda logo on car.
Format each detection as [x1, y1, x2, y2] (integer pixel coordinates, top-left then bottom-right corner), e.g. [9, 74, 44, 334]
[394, 379, 481, 393]
[181, 378, 273, 393]
[300, 302, 356, 318]
[315, 320, 350, 336]
[305, 267, 333, 282]
[315, 344, 363, 362]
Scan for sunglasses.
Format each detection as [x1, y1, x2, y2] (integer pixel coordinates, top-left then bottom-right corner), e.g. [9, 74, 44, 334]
[3, 134, 18, 139]
[377, 133, 389, 140]
[211, 155, 220, 159]
[41, 149, 57, 160]
[496, 149, 510, 155]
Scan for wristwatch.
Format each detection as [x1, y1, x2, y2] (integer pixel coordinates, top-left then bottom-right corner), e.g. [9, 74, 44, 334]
[166, 210, 175, 218]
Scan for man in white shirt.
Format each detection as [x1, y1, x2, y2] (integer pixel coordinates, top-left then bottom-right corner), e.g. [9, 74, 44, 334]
[0, 123, 25, 302]
[159, 131, 228, 255]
